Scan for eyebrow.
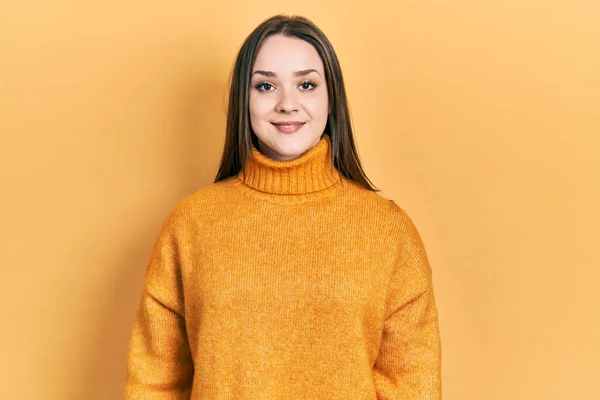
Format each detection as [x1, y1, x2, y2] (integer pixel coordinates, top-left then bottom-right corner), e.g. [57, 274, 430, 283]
[251, 69, 321, 78]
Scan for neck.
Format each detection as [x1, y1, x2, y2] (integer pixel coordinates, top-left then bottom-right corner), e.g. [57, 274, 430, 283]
[241, 134, 342, 195]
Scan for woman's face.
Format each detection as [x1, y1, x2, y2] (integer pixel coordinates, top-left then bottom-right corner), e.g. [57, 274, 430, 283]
[249, 34, 329, 161]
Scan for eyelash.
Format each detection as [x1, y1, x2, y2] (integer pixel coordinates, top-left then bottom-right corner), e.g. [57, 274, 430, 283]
[253, 80, 318, 92]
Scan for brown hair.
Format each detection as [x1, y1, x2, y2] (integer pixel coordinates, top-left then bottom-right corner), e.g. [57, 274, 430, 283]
[214, 14, 379, 192]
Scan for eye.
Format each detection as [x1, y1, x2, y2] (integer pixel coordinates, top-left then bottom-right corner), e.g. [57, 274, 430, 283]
[253, 80, 318, 92]
[254, 81, 274, 92]
[299, 80, 317, 91]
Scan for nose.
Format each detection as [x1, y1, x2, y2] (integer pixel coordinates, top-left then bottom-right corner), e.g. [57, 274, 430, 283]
[275, 86, 299, 113]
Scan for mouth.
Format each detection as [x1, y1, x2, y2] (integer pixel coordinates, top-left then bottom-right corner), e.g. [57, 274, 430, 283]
[271, 122, 306, 134]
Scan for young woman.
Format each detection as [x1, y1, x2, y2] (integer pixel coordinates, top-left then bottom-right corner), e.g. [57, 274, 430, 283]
[123, 14, 441, 399]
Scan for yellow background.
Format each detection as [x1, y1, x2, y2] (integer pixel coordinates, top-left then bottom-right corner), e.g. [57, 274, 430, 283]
[1, 1, 598, 399]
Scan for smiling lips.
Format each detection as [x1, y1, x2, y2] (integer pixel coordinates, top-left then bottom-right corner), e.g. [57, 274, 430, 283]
[271, 121, 306, 134]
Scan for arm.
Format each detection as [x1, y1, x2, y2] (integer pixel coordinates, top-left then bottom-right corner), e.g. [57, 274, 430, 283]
[373, 206, 442, 399]
[122, 206, 194, 399]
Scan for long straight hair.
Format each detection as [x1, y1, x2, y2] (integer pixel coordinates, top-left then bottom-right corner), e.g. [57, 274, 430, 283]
[214, 14, 379, 192]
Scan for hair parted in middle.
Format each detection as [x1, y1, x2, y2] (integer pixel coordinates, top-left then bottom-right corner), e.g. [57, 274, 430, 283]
[214, 14, 378, 192]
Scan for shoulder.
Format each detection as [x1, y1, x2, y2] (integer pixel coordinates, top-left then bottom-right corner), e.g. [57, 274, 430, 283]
[343, 178, 429, 252]
[387, 199, 422, 235]
[161, 177, 239, 228]
[340, 177, 417, 227]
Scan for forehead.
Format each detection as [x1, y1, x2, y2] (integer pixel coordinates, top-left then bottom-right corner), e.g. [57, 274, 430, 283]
[252, 34, 324, 74]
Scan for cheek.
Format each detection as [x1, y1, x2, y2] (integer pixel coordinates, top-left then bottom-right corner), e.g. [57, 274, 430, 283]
[303, 91, 329, 121]
[249, 93, 274, 121]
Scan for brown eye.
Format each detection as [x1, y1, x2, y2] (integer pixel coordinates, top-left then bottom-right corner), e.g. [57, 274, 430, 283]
[299, 80, 317, 90]
[254, 82, 274, 91]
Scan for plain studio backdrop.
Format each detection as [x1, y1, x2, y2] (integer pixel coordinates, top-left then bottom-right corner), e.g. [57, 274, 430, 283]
[1, 1, 598, 399]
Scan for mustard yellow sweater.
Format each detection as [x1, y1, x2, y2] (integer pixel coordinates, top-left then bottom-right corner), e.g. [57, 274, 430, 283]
[122, 134, 442, 399]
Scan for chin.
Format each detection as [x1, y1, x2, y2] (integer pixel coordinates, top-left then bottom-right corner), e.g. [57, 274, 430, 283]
[261, 136, 316, 161]
[273, 145, 308, 160]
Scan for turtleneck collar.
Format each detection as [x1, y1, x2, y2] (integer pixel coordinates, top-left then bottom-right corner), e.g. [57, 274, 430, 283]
[240, 133, 342, 195]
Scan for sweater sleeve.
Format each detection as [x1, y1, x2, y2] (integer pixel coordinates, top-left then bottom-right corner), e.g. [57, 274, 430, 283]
[372, 205, 442, 399]
[122, 206, 194, 399]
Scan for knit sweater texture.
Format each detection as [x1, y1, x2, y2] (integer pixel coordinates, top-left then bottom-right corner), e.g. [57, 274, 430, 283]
[122, 133, 442, 399]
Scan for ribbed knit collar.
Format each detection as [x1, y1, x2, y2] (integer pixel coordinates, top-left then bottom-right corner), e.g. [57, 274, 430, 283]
[241, 133, 342, 195]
